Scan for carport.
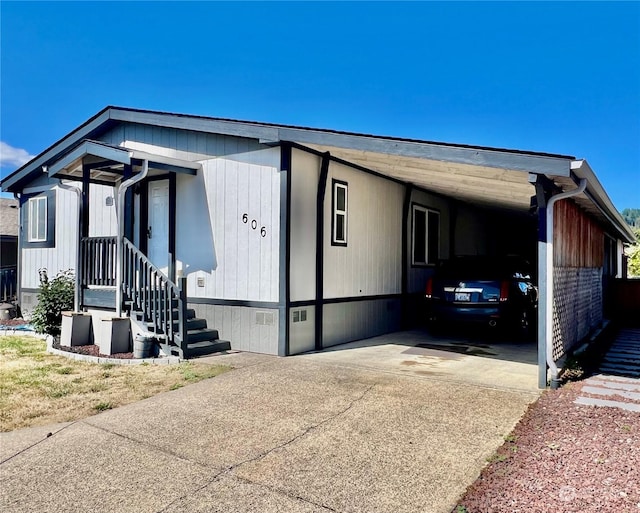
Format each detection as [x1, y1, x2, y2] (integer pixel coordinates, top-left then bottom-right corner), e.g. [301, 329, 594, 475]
[284, 130, 635, 389]
[3, 106, 633, 387]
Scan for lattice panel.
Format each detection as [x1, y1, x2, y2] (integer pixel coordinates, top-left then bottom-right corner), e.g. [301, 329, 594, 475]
[552, 267, 602, 361]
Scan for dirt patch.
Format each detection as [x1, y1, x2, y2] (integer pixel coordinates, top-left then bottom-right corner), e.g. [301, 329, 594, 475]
[455, 381, 640, 512]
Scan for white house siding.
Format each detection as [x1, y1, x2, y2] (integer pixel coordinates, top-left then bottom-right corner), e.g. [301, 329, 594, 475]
[179, 147, 281, 302]
[290, 149, 320, 303]
[323, 161, 403, 299]
[98, 124, 281, 354]
[20, 186, 79, 316]
[316, 161, 403, 348]
[88, 184, 117, 236]
[99, 123, 263, 162]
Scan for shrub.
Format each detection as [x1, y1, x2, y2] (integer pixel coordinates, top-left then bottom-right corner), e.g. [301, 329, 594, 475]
[31, 269, 75, 336]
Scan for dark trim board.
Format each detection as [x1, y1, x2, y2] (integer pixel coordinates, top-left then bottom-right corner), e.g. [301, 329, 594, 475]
[278, 143, 292, 356]
[315, 152, 330, 351]
[292, 294, 403, 308]
[290, 142, 406, 187]
[401, 184, 413, 328]
[187, 297, 280, 309]
[323, 294, 402, 305]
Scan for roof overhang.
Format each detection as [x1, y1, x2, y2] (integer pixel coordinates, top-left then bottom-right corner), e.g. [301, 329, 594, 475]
[554, 160, 636, 244]
[44, 140, 199, 185]
[2, 106, 631, 242]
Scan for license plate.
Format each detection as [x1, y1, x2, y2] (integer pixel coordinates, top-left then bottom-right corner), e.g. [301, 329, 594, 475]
[455, 292, 471, 302]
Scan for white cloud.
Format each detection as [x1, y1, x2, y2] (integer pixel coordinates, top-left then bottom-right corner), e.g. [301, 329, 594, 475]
[0, 141, 34, 167]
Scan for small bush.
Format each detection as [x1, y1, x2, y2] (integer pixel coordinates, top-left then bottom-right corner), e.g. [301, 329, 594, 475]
[31, 269, 75, 336]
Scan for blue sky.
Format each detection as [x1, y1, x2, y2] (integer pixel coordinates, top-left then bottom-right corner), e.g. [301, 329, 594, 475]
[1, 1, 639, 209]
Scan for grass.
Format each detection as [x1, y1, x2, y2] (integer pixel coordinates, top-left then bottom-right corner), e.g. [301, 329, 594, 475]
[0, 335, 231, 432]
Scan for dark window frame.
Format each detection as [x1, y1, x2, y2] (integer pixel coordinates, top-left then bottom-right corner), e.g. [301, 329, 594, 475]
[411, 203, 440, 267]
[331, 179, 348, 247]
[20, 190, 56, 249]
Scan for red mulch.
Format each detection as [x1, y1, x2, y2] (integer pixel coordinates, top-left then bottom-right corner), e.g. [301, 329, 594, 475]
[52, 340, 134, 359]
[1, 318, 28, 326]
[455, 381, 640, 513]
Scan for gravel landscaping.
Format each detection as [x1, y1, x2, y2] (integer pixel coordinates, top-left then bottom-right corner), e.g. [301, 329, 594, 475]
[455, 347, 640, 512]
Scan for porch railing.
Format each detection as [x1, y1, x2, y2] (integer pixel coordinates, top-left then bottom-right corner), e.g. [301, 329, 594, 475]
[81, 236, 117, 287]
[0, 266, 17, 302]
[122, 237, 187, 351]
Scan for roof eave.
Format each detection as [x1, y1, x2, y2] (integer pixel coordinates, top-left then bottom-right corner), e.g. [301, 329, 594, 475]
[1, 106, 115, 192]
[570, 159, 636, 243]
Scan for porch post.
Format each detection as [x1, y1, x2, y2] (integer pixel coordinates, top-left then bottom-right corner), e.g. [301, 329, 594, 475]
[81, 164, 90, 238]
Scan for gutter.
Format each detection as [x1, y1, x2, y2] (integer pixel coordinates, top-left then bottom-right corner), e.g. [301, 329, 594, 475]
[545, 178, 587, 388]
[115, 159, 148, 316]
[571, 160, 636, 244]
[55, 174, 83, 312]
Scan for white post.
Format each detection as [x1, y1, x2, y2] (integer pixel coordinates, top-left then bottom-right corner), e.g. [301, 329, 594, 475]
[116, 159, 148, 316]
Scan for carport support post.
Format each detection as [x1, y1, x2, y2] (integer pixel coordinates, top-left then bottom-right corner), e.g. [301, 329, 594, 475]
[537, 206, 550, 389]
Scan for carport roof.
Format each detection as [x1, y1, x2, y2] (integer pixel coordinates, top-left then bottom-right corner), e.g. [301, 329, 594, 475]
[1, 106, 634, 242]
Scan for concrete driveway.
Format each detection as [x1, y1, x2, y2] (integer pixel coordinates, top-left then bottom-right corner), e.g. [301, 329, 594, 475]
[0, 334, 539, 513]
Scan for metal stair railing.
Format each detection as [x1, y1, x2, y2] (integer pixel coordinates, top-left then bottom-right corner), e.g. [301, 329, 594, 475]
[122, 237, 187, 355]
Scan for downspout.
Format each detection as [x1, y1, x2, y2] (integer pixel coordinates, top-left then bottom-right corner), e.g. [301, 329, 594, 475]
[55, 174, 83, 312]
[13, 192, 22, 313]
[545, 178, 587, 388]
[115, 159, 148, 316]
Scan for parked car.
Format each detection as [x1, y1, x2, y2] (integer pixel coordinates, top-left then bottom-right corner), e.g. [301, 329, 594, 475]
[425, 255, 537, 336]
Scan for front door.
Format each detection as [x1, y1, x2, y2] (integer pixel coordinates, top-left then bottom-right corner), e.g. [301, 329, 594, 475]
[147, 180, 169, 273]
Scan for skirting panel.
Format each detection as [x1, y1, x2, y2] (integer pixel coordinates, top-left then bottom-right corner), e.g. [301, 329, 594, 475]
[190, 303, 279, 355]
[289, 304, 315, 355]
[322, 298, 402, 348]
[552, 267, 602, 361]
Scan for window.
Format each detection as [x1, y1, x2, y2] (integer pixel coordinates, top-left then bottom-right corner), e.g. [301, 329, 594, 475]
[412, 204, 440, 265]
[22, 190, 55, 248]
[332, 180, 348, 246]
[28, 196, 47, 242]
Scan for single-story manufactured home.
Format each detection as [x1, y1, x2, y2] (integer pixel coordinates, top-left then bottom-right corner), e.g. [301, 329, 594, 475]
[1, 106, 635, 387]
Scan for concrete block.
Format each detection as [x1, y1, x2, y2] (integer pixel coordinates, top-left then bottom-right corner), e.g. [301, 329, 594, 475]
[60, 312, 92, 347]
[97, 317, 131, 355]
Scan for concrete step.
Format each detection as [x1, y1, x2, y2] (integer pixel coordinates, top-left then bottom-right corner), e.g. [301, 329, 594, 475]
[574, 396, 640, 412]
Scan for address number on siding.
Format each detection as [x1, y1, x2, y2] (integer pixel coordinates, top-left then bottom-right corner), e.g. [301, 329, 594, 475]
[242, 213, 267, 237]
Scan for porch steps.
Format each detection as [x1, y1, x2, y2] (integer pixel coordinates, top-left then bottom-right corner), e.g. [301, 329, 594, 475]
[187, 340, 232, 358]
[128, 306, 230, 359]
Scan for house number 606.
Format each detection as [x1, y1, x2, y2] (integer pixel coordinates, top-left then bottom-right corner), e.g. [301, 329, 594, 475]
[241, 213, 266, 237]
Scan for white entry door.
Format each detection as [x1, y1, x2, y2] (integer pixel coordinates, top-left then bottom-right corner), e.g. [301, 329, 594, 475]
[148, 180, 169, 273]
